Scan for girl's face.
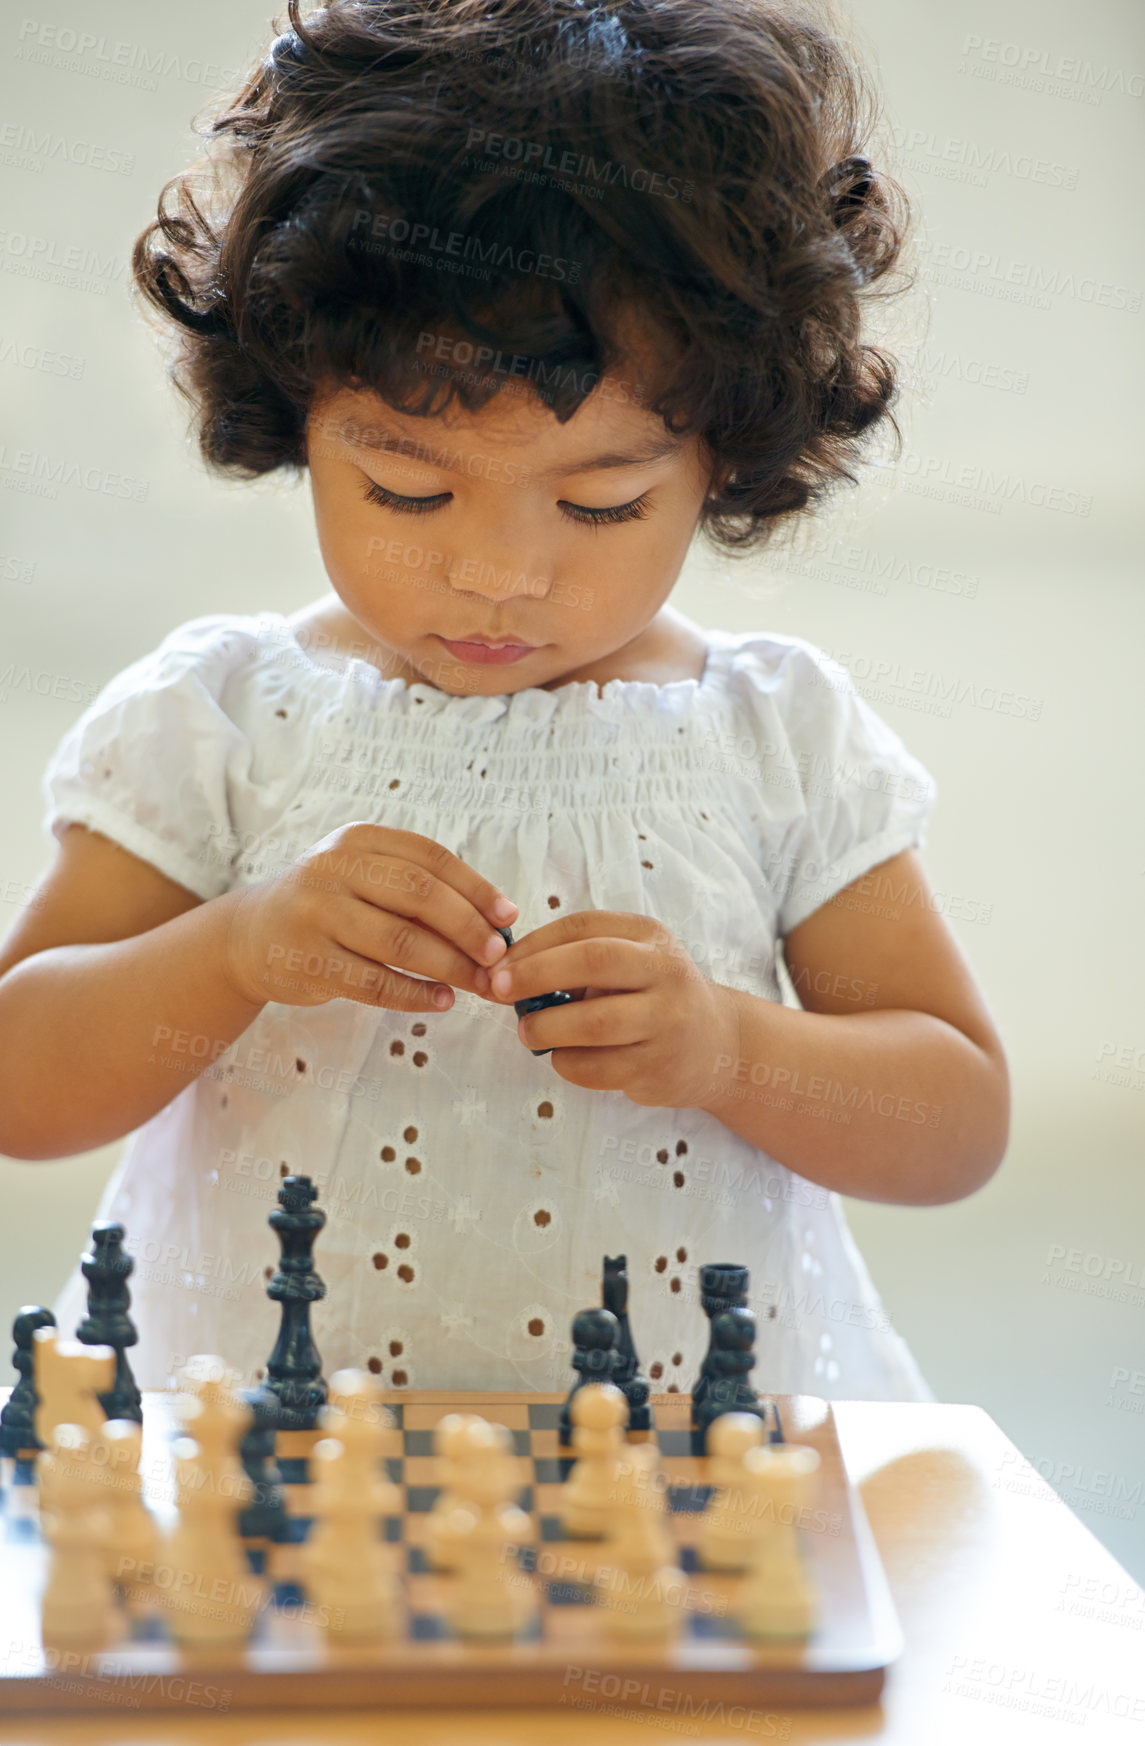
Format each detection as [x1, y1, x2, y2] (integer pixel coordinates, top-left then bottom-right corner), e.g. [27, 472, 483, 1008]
[304, 358, 715, 694]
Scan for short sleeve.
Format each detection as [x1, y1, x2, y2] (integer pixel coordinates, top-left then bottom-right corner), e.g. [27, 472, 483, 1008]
[41, 615, 258, 901]
[741, 636, 938, 937]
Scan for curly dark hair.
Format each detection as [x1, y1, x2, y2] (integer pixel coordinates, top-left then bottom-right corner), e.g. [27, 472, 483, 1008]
[131, 0, 914, 555]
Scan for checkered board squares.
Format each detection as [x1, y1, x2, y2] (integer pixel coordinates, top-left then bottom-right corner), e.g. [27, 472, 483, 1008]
[0, 1389, 901, 1714]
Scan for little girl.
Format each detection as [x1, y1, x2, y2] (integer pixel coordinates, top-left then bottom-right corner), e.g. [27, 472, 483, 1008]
[0, 0, 1009, 1402]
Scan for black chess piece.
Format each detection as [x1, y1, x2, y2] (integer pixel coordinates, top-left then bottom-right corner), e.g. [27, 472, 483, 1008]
[690, 1263, 766, 1452]
[257, 1175, 329, 1432]
[602, 1254, 653, 1432]
[75, 1222, 143, 1424]
[0, 1306, 56, 1456]
[497, 926, 573, 1057]
[237, 1385, 289, 1542]
[559, 1306, 622, 1444]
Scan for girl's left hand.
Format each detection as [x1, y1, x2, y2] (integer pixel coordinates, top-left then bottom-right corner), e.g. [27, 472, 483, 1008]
[485, 911, 739, 1109]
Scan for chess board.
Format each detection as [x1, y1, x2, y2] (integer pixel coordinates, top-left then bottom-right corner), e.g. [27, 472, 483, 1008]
[0, 1387, 901, 1714]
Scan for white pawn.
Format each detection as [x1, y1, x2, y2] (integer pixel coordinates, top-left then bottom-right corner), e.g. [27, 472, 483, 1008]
[737, 1444, 821, 1637]
[32, 1327, 115, 1447]
[443, 1419, 535, 1638]
[699, 1412, 766, 1570]
[94, 1421, 160, 1601]
[596, 1441, 685, 1636]
[560, 1382, 628, 1538]
[303, 1369, 401, 1637]
[160, 1356, 259, 1643]
[424, 1411, 481, 1570]
[39, 1424, 118, 1646]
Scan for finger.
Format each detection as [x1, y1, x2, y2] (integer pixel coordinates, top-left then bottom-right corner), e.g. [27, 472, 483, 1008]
[331, 894, 489, 998]
[492, 936, 660, 1004]
[345, 849, 515, 971]
[548, 1042, 656, 1093]
[263, 940, 455, 1013]
[517, 990, 652, 1052]
[344, 827, 518, 956]
[499, 910, 660, 969]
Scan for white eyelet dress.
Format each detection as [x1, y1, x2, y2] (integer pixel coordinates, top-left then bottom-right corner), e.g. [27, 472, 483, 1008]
[43, 611, 939, 1402]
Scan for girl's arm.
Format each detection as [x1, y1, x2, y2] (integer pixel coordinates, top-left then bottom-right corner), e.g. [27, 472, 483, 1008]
[698, 848, 1010, 1206]
[0, 824, 265, 1160]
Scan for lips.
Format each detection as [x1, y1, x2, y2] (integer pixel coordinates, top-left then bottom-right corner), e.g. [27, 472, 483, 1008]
[454, 636, 531, 647]
[437, 635, 538, 666]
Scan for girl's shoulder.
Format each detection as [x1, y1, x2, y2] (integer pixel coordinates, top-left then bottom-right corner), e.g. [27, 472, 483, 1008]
[712, 624, 863, 724]
[89, 609, 350, 714]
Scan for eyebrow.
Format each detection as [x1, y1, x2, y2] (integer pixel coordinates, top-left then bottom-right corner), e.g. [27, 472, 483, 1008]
[334, 419, 682, 480]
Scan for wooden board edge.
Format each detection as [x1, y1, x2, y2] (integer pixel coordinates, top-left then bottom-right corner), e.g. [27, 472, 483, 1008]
[0, 1662, 887, 1714]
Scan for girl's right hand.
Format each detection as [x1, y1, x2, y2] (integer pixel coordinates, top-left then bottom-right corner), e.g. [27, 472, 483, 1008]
[221, 823, 517, 1014]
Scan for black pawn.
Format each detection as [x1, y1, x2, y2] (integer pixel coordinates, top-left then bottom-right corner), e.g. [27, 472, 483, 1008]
[559, 1306, 621, 1444]
[259, 1175, 329, 1432]
[75, 1222, 142, 1424]
[690, 1263, 765, 1452]
[602, 1254, 653, 1432]
[497, 926, 574, 1057]
[0, 1306, 56, 1456]
[237, 1385, 289, 1542]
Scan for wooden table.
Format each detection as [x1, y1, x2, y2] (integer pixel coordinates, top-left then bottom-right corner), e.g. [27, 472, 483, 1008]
[2, 1401, 1141, 1744]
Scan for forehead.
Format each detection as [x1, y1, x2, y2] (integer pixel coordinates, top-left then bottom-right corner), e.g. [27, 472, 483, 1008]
[311, 377, 693, 473]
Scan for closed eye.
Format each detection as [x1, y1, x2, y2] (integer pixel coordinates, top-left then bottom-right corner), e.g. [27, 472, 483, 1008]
[362, 480, 450, 517]
[361, 479, 652, 525]
[559, 493, 651, 526]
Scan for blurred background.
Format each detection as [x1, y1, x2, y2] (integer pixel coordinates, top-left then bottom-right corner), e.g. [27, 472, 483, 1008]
[1, 0, 1142, 1586]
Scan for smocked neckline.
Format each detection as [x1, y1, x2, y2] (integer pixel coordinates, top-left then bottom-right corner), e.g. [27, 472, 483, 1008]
[257, 611, 735, 711]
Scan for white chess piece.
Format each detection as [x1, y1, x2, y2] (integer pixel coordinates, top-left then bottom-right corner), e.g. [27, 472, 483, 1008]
[699, 1411, 766, 1570]
[160, 1355, 259, 1643]
[424, 1411, 481, 1570]
[560, 1382, 628, 1537]
[595, 1441, 685, 1636]
[303, 1369, 402, 1637]
[96, 1420, 160, 1600]
[442, 1419, 535, 1638]
[32, 1327, 115, 1447]
[39, 1424, 118, 1646]
[737, 1443, 821, 1637]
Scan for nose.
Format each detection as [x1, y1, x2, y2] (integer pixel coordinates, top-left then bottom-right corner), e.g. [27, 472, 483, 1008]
[445, 539, 554, 609]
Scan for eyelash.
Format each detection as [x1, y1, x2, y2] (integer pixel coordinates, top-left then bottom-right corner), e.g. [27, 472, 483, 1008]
[361, 479, 652, 526]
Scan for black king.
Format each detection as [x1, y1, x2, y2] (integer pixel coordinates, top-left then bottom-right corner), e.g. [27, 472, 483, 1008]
[255, 1174, 329, 1432]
